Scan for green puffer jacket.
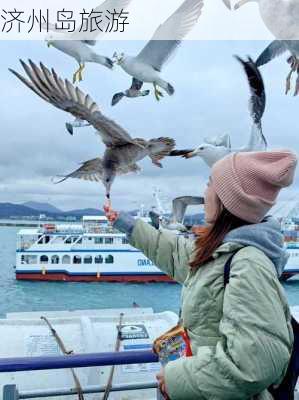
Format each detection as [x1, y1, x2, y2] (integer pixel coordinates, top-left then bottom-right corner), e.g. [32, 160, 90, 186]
[117, 215, 293, 400]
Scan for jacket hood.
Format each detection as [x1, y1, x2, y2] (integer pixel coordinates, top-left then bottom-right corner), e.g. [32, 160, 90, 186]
[223, 217, 288, 277]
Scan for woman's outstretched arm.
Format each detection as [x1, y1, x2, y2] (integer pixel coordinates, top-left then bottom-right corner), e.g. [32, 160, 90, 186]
[106, 208, 194, 284]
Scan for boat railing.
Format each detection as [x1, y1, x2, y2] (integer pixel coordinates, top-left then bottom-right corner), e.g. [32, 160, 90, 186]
[2, 350, 159, 400]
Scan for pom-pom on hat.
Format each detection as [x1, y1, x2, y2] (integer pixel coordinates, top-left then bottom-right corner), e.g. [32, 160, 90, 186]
[211, 150, 298, 223]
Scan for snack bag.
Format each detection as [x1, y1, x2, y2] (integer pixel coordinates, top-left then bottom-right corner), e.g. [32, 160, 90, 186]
[154, 324, 192, 399]
[153, 324, 192, 366]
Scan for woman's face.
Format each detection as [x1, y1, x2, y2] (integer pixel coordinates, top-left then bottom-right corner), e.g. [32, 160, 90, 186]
[204, 179, 222, 225]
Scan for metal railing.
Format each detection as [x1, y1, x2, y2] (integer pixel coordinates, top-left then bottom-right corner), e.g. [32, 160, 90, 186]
[1, 350, 159, 400]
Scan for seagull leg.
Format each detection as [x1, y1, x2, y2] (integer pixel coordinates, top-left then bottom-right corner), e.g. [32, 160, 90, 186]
[153, 83, 164, 101]
[294, 64, 299, 96]
[286, 69, 293, 95]
[105, 194, 112, 209]
[73, 63, 81, 84]
[286, 56, 298, 95]
[78, 63, 85, 82]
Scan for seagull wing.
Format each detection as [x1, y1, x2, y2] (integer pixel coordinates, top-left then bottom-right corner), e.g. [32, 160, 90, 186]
[56, 158, 105, 183]
[256, 40, 287, 67]
[204, 133, 231, 148]
[172, 196, 204, 223]
[10, 60, 137, 148]
[136, 0, 204, 72]
[235, 56, 267, 150]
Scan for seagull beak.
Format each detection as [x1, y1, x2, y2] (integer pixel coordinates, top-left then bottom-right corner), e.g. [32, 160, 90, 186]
[222, 0, 231, 9]
[184, 151, 197, 159]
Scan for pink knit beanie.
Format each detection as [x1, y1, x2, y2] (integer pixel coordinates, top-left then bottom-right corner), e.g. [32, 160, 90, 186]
[211, 150, 298, 223]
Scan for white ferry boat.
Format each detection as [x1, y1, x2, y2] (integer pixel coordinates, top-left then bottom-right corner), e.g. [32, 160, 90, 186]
[15, 216, 173, 283]
[15, 215, 299, 282]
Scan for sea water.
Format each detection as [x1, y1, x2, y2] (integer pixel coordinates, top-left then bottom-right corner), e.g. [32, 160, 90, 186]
[0, 226, 298, 317]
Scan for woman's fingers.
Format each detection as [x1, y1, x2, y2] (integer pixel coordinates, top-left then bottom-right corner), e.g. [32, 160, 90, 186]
[103, 205, 119, 223]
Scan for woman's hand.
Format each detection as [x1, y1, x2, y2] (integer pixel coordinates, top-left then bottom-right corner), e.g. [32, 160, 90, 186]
[103, 204, 119, 224]
[157, 368, 169, 399]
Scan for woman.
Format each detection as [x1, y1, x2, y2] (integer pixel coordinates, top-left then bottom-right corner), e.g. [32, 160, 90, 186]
[104, 150, 297, 400]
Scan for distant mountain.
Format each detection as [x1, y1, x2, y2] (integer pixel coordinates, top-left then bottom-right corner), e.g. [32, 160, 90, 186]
[0, 203, 42, 218]
[23, 202, 62, 214]
[0, 202, 104, 219]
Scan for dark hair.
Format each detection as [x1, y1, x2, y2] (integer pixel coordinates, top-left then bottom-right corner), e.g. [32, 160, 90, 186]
[189, 208, 249, 270]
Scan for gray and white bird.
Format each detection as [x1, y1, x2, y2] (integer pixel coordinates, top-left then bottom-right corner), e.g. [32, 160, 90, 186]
[150, 196, 204, 232]
[111, 78, 150, 106]
[256, 40, 299, 96]
[112, 0, 204, 103]
[45, 0, 132, 83]
[169, 56, 267, 167]
[223, 0, 299, 95]
[9, 60, 176, 205]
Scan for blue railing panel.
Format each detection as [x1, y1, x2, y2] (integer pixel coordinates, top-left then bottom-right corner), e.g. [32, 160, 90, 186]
[0, 351, 159, 373]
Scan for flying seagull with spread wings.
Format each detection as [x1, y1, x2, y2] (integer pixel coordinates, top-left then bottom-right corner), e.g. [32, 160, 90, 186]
[150, 196, 204, 232]
[10, 60, 175, 205]
[45, 0, 132, 83]
[223, 0, 299, 95]
[169, 56, 267, 167]
[111, 0, 204, 104]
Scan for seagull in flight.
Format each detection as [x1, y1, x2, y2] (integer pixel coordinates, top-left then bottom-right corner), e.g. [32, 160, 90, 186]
[111, 78, 150, 106]
[10, 60, 175, 205]
[150, 196, 204, 232]
[169, 56, 267, 167]
[256, 41, 299, 96]
[45, 0, 132, 83]
[223, 0, 299, 95]
[112, 0, 204, 103]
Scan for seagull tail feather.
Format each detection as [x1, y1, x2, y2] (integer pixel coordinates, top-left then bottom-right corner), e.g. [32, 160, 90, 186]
[156, 79, 175, 96]
[148, 137, 176, 167]
[92, 53, 113, 70]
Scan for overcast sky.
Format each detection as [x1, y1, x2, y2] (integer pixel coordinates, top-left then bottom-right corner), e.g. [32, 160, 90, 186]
[0, 40, 298, 211]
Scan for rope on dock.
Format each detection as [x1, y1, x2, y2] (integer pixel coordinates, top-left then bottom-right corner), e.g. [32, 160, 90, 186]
[40, 316, 84, 400]
[102, 313, 124, 400]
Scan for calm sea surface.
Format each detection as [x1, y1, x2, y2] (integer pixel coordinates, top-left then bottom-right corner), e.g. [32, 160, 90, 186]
[0, 225, 298, 317]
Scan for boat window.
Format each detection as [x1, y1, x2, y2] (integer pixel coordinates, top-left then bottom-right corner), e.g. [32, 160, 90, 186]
[62, 255, 71, 264]
[122, 238, 129, 244]
[73, 255, 82, 264]
[51, 255, 59, 264]
[105, 255, 114, 264]
[105, 238, 113, 244]
[45, 236, 50, 244]
[74, 237, 82, 244]
[65, 237, 72, 244]
[95, 237, 103, 244]
[95, 255, 103, 264]
[84, 255, 93, 264]
[37, 235, 43, 244]
[21, 255, 38, 265]
[40, 255, 48, 264]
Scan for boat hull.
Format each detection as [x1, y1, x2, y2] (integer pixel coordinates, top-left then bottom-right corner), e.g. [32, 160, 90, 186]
[15, 271, 174, 283]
